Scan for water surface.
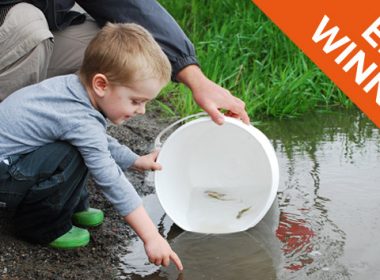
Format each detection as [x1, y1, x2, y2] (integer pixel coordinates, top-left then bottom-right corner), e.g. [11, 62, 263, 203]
[118, 110, 380, 280]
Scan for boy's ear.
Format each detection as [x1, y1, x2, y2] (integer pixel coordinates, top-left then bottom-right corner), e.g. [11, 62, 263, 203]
[92, 74, 109, 98]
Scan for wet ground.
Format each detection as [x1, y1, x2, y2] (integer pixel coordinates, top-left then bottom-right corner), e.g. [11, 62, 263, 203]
[1, 109, 379, 280]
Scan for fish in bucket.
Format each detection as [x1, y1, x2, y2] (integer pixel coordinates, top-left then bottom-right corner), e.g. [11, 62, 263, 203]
[154, 113, 279, 234]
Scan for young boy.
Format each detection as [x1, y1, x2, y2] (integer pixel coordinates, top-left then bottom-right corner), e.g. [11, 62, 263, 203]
[0, 23, 183, 271]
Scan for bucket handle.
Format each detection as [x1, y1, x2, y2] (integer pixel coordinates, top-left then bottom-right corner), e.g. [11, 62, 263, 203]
[154, 112, 208, 149]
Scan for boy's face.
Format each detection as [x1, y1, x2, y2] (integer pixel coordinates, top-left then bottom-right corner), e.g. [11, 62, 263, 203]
[92, 76, 164, 125]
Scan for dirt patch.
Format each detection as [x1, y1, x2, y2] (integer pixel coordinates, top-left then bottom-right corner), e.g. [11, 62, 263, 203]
[0, 110, 178, 279]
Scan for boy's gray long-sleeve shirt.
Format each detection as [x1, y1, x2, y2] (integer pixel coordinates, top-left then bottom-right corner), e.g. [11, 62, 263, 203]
[0, 74, 142, 216]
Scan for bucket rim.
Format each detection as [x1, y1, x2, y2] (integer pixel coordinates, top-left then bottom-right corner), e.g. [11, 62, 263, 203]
[154, 116, 279, 234]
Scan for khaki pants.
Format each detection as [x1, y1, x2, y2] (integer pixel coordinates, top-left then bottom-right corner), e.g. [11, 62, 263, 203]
[0, 3, 99, 100]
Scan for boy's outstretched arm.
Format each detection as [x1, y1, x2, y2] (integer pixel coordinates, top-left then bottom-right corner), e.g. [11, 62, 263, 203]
[124, 206, 183, 271]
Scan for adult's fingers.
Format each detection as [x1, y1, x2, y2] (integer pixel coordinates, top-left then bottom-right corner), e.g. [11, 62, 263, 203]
[224, 111, 239, 118]
[229, 97, 250, 124]
[239, 109, 250, 124]
[205, 105, 225, 125]
[224, 108, 250, 125]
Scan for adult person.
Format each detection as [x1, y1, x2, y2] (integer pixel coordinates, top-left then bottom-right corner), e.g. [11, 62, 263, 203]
[0, 0, 249, 125]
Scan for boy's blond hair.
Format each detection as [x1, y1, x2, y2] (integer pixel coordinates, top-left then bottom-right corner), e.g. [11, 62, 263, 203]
[79, 23, 171, 87]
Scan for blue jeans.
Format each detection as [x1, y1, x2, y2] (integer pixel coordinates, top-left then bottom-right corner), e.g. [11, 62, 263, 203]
[0, 142, 89, 244]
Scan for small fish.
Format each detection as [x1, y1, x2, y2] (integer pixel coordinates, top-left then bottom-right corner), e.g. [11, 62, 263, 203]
[236, 206, 252, 219]
[204, 190, 231, 201]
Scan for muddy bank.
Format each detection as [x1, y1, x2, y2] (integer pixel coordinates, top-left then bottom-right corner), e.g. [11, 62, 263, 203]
[0, 110, 177, 279]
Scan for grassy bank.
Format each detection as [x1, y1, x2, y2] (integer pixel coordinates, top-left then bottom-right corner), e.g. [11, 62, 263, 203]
[156, 0, 353, 119]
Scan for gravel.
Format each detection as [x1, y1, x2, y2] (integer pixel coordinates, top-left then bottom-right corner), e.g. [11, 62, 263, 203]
[0, 110, 177, 279]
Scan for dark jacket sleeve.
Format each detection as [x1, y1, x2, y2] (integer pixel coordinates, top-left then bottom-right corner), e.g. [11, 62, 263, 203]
[25, 0, 86, 31]
[0, 0, 23, 5]
[76, 0, 199, 81]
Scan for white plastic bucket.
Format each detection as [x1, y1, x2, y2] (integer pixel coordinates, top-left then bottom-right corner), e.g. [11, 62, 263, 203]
[154, 113, 279, 234]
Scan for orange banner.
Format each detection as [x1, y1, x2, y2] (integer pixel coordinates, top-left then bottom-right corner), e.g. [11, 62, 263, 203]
[251, 0, 380, 127]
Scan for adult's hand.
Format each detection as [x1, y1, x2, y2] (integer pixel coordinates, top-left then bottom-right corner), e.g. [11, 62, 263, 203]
[176, 65, 250, 125]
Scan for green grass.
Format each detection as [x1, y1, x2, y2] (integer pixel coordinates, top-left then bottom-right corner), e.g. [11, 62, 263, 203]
[155, 0, 353, 119]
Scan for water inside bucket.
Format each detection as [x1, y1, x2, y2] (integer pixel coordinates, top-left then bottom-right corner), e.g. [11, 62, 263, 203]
[185, 187, 265, 233]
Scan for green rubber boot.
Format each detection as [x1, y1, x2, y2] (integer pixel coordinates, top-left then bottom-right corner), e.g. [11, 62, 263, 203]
[72, 208, 104, 227]
[49, 226, 90, 249]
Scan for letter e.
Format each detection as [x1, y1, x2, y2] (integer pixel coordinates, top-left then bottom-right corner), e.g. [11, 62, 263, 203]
[362, 17, 380, 51]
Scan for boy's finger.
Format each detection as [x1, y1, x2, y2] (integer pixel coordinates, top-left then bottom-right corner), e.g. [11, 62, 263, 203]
[151, 149, 160, 159]
[152, 162, 162, 171]
[170, 252, 183, 271]
[162, 256, 170, 267]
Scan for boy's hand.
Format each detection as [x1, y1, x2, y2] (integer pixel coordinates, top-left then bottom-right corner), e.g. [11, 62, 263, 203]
[132, 150, 162, 172]
[124, 206, 183, 271]
[144, 233, 183, 271]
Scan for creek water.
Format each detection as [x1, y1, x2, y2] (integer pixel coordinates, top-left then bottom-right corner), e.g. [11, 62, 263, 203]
[118, 109, 380, 280]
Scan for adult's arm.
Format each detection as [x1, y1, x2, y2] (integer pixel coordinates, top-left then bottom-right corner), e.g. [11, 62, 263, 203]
[75, 0, 250, 124]
[76, 0, 199, 80]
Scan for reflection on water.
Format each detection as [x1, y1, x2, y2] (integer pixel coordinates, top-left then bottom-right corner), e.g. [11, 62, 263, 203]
[118, 109, 380, 280]
[159, 231, 276, 280]
[119, 194, 279, 280]
[276, 212, 315, 271]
